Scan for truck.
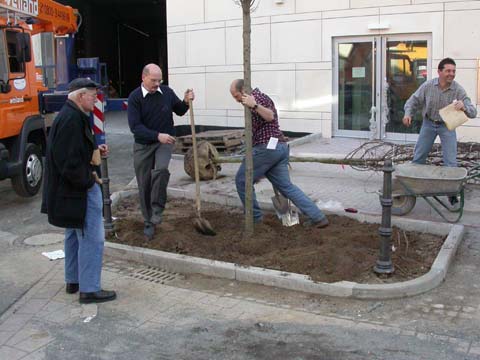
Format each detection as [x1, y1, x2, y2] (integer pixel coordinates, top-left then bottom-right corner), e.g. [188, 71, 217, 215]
[0, 0, 79, 197]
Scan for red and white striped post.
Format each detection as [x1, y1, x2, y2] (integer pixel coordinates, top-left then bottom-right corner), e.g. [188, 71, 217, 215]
[93, 92, 106, 145]
[92, 91, 113, 235]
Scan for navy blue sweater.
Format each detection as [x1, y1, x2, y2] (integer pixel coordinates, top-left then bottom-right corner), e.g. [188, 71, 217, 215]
[127, 85, 189, 144]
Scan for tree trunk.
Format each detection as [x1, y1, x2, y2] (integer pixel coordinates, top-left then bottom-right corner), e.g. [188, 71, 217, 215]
[242, 1, 254, 237]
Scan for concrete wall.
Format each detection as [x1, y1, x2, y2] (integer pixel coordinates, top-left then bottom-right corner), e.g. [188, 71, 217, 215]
[166, 0, 480, 141]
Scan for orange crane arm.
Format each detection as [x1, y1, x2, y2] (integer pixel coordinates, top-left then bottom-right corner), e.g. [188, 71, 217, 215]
[0, 0, 78, 35]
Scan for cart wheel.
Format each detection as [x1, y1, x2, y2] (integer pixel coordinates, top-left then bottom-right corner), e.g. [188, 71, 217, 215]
[392, 195, 416, 216]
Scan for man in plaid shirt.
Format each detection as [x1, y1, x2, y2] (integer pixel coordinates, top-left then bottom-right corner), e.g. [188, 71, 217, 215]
[403, 57, 477, 205]
[230, 79, 328, 228]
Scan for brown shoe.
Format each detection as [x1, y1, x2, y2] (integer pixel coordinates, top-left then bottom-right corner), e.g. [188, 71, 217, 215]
[303, 218, 329, 229]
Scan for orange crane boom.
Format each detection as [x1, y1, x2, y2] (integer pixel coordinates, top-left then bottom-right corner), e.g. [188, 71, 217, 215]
[0, 0, 78, 35]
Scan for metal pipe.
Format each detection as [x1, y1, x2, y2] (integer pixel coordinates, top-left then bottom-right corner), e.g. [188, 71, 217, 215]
[101, 155, 114, 236]
[215, 154, 368, 166]
[374, 159, 395, 274]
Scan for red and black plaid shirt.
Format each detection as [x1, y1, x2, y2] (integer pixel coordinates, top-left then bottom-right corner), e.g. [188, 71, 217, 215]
[251, 88, 285, 146]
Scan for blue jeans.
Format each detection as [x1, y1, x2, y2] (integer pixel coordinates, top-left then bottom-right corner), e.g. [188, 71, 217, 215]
[235, 142, 326, 222]
[413, 120, 457, 167]
[64, 183, 105, 293]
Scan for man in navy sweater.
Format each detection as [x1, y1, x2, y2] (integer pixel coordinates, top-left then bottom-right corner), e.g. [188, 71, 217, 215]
[128, 64, 194, 239]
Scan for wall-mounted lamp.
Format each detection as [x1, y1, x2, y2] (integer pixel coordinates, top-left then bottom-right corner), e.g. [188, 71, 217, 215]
[368, 23, 390, 30]
[274, 0, 285, 4]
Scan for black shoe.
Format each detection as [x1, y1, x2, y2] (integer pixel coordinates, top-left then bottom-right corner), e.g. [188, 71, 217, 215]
[144, 222, 155, 240]
[448, 196, 459, 206]
[66, 283, 79, 294]
[303, 218, 329, 229]
[79, 290, 117, 304]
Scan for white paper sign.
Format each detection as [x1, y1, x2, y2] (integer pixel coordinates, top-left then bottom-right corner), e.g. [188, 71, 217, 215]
[267, 137, 278, 150]
[41, 250, 65, 260]
[352, 67, 366, 78]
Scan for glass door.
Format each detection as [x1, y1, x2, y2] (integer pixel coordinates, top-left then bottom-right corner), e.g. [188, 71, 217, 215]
[382, 35, 431, 141]
[334, 38, 378, 138]
[333, 35, 431, 140]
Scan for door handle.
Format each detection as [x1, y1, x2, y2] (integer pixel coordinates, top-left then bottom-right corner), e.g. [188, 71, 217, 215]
[23, 95, 33, 101]
[369, 106, 377, 140]
[382, 80, 390, 139]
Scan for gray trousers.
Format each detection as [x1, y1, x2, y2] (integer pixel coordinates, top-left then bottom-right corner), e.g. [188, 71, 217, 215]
[133, 142, 173, 223]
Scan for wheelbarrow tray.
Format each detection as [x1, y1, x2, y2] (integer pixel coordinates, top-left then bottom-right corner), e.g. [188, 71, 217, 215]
[393, 164, 467, 197]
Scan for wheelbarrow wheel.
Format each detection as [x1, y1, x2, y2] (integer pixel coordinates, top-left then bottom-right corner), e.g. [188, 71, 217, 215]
[392, 195, 416, 216]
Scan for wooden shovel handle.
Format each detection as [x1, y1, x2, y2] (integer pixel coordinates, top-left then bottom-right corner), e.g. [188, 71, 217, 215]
[189, 100, 202, 216]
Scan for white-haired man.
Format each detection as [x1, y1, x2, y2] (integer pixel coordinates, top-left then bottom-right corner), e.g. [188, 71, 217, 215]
[42, 78, 116, 304]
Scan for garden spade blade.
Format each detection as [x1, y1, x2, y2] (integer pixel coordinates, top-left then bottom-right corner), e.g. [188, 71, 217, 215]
[193, 217, 216, 236]
[271, 188, 299, 227]
[281, 200, 300, 227]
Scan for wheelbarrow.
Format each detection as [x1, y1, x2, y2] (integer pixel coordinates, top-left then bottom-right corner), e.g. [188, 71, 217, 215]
[391, 163, 480, 223]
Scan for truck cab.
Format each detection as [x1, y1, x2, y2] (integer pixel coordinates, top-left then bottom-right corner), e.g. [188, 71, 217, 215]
[0, 24, 47, 196]
[0, 0, 78, 197]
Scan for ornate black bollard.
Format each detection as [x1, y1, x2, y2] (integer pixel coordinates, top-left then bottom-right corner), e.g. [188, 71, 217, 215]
[374, 159, 395, 274]
[101, 155, 114, 236]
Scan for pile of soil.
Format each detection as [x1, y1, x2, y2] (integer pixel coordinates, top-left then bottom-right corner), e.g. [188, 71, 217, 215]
[110, 196, 445, 284]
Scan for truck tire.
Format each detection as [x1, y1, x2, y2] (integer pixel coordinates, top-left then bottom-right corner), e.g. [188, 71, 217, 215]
[11, 143, 43, 197]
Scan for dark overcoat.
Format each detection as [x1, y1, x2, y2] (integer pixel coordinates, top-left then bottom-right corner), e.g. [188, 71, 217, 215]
[41, 100, 96, 228]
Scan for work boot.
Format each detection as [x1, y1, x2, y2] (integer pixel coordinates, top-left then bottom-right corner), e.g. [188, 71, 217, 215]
[144, 221, 155, 240]
[448, 196, 459, 206]
[303, 217, 329, 229]
[79, 290, 117, 304]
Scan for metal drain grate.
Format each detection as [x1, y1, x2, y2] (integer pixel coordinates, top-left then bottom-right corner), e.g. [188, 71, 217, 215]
[104, 261, 183, 285]
[131, 266, 180, 284]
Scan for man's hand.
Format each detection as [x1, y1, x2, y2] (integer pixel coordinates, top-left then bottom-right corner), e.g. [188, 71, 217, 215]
[402, 116, 412, 127]
[92, 172, 103, 185]
[241, 93, 257, 109]
[98, 144, 109, 157]
[453, 100, 465, 111]
[184, 88, 195, 103]
[158, 133, 176, 144]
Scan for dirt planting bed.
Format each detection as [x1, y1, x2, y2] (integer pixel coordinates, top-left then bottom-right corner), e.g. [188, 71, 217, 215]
[110, 196, 445, 284]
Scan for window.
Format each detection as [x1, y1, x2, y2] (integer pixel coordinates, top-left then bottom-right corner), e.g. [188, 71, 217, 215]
[6, 30, 25, 73]
[0, 31, 8, 82]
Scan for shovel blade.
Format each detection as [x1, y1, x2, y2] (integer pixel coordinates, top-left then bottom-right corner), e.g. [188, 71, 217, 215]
[193, 217, 216, 236]
[281, 209, 300, 227]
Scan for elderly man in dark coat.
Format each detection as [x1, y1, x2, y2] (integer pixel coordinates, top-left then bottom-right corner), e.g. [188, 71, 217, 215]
[41, 78, 116, 304]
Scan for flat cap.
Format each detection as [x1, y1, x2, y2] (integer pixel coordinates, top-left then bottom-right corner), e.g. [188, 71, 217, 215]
[68, 78, 100, 93]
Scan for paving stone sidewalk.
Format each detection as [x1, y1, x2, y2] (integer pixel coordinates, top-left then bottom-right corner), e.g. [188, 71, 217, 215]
[1, 229, 480, 360]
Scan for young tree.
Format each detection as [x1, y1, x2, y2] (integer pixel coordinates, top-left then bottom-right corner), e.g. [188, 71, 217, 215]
[233, 0, 259, 237]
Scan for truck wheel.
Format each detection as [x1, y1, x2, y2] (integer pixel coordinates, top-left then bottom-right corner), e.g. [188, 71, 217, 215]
[11, 143, 43, 197]
[392, 195, 416, 216]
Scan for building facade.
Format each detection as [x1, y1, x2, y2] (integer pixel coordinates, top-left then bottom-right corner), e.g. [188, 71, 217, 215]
[167, 0, 480, 141]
